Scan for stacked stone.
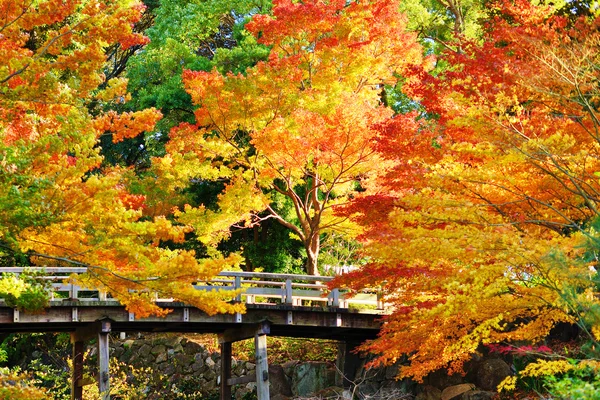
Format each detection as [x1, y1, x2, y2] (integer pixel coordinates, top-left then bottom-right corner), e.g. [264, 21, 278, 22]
[111, 335, 257, 399]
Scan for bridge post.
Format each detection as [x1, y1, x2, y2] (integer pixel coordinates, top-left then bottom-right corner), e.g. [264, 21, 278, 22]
[254, 328, 270, 400]
[337, 341, 362, 390]
[98, 320, 111, 400]
[218, 322, 270, 400]
[220, 341, 232, 400]
[70, 337, 84, 400]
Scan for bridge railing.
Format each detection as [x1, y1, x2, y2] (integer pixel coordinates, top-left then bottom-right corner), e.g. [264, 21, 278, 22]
[0, 267, 383, 310]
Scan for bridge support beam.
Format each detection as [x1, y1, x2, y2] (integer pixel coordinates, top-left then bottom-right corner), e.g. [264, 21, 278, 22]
[70, 321, 112, 400]
[70, 337, 84, 400]
[98, 320, 111, 400]
[254, 329, 269, 399]
[337, 341, 362, 390]
[219, 321, 270, 400]
[220, 341, 232, 399]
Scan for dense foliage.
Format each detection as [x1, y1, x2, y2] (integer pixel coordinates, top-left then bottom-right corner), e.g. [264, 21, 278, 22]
[333, 0, 600, 392]
[3, 0, 600, 397]
[0, 0, 245, 317]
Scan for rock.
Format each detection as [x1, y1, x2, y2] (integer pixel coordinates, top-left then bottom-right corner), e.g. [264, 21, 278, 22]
[204, 377, 217, 391]
[415, 385, 442, 400]
[112, 346, 124, 358]
[184, 341, 200, 353]
[165, 335, 182, 348]
[233, 360, 246, 376]
[357, 381, 380, 397]
[461, 390, 496, 400]
[377, 387, 412, 399]
[129, 353, 140, 365]
[282, 360, 298, 378]
[385, 363, 401, 380]
[160, 362, 176, 375]
[314, 386, 345, 398]
[205, 356, 215, 368]
[441, 383, 476, 400]
[172, 344, 183, 354]
[381, 378, 416, 394]
[291, 362, 337, 397]
[151, 344, 166, 356]
[155, 352, 167, 364]
[204, 367, 216, 381]
[424, 369, 464, 390]
[235, 381, 257, 400]
[191, 361, 204, 372]
[475, 358, 511, 391]
[136, 343, 149, 358]
[269, 364, 293, 397]
[174, 353, 192, 368]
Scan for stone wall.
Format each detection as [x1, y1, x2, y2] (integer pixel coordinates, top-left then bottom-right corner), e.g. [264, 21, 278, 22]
[109, 334, 512, 400]
[110, 334, 348, 399]
[348, 354, 512, 400]
[111, 335, 256, 399]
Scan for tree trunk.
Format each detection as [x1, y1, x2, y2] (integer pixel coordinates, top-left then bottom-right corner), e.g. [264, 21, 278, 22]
[305, 233, 320, 276]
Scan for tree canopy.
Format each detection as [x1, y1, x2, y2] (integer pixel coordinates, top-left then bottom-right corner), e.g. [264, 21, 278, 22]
[4, 0, 600, 395]
[167, 0, 425, 275]
[0, 0, 243, 318]
[334, 0, 600, 384]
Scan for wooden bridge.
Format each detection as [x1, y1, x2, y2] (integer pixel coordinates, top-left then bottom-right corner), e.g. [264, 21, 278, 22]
[0, 267, 387, 400]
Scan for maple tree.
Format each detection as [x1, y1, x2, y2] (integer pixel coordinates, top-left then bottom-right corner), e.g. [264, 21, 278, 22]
[0, 0, 243, 317]
[334, 0, 600, 384]
[112, 0, 307, 273]
[166, 0, 425, 275]
[110, 0, 271, 168]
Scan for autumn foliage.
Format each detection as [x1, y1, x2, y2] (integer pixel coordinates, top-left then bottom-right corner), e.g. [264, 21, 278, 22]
[334, 0, 600, 383]
[4, 0, 600, 393]
[0, 0, 242, 317]
[168, 0, 425, 275]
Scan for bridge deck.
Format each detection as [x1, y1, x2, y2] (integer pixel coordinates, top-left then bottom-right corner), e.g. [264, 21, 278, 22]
[0, 301, 384, 341]
[0, 267, 385, 339]
[0, 267, 385, 399]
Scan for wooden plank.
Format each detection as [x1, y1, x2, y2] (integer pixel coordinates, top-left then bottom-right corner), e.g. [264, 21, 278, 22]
[71, 338, 84, 400]
[291, 289, 327, 298]
[192, 285, 235, 291]
[220, 342, 232, 400]
[240, 279, 284, 286]
[218, 321, 270, 344]
[71, 322, 102, 342]
[255, 331, 270, 400]
[243, 287, 284, 297]
[290, 282, 328, 289]
[218, 271, 334, 282]
[341, 341, 362, 389]
[98, 321, 111, 400]
[16, 308, 72, 323]
[227, 374, 256, 385]
[0, 308, 12, 323]
[284, 280, 292, 304]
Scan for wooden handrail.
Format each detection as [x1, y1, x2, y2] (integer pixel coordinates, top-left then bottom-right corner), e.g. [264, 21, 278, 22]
[0, 267, 382, 310]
